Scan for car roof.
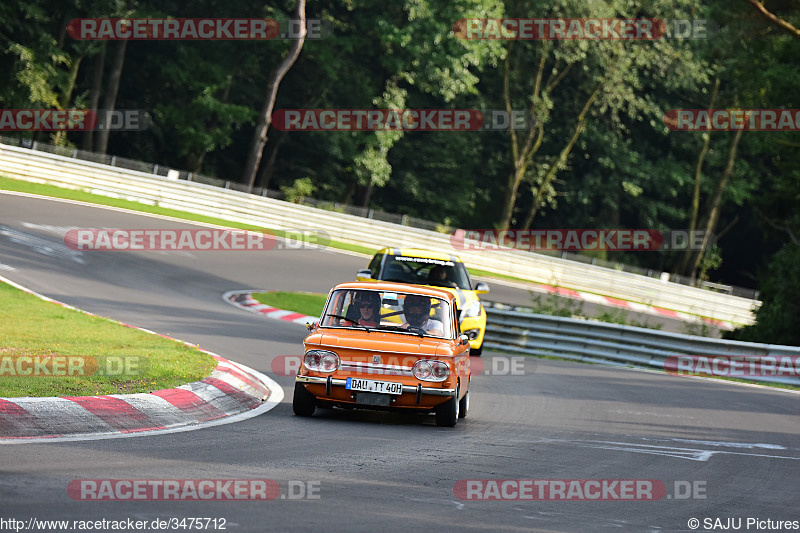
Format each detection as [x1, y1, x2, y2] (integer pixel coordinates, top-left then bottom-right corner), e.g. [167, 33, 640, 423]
[378, 247, 463, 263]
[331, 281, 457, 303]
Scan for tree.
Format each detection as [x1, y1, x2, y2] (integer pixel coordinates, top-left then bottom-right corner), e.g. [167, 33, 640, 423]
[242, 0, 306, 191]
[493, 0, 711, 229]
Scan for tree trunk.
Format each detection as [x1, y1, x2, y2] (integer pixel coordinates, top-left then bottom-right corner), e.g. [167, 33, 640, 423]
[676, 77, 719, 276]
[341, 181, 357, 205]
[521, 81, 603, 229]
[83, 43, 106, 151]
[94, 40, 127, 154]
[256, 129, 289, 190]
[242, 0, 306, 191]
[497, 50, 547, 229]
[54, 55, 83, 146]
[690, 127, 745, 276]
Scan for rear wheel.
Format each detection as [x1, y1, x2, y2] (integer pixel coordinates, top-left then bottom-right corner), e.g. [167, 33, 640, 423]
[292, 383, 316, 417]
[435, 385, 459, 427]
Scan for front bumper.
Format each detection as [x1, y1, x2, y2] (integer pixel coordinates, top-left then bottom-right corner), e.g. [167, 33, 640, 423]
[296, 375, 456, 397]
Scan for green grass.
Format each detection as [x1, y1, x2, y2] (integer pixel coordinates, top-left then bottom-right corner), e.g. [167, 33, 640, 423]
[0, 281, 217, 397]
[252, 291, 327, 318]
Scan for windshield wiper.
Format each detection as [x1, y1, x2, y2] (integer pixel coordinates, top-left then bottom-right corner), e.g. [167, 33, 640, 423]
[325, 313, 370, 331]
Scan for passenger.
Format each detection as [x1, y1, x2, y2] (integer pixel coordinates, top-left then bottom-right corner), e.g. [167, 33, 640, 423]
[402, 294, 444, 336]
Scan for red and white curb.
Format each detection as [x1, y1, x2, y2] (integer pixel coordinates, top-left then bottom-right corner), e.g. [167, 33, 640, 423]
[0, 276, 283, 443]
[223, 290, 318, 325]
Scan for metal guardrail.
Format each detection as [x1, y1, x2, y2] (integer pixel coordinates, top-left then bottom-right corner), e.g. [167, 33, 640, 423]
[483, 303, 799, 386]
[0, 142, 759, 325]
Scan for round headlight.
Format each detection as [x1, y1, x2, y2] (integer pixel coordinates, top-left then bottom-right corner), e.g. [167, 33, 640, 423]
[413, 360, 449, 381]
[431, 361, 450, 380]
[303, 350, 339, 372]
[320, 353, 339, 372]
[413, 360, 432, 380]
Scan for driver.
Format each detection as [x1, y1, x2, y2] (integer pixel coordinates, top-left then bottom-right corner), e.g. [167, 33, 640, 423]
[402, 294, 444, 336]
[428, 265, 456, 288]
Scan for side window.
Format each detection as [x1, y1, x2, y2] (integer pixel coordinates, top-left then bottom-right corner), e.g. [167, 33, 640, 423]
[368, 254, 383, 277]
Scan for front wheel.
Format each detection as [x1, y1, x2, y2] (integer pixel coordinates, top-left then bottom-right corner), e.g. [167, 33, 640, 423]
[458, 390, 469, 419]
[435, 386, 459, 427]
[469, 345, 483, 356]
[292, 383, 317, 417]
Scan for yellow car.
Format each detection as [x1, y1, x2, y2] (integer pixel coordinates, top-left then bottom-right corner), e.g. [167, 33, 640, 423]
[357, 248, 489, 355]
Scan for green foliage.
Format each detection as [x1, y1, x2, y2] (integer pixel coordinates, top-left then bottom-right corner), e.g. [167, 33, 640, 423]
[281, 177, 316, 203]
[528, 290, 585, 318]
[727, 244, 800, 346]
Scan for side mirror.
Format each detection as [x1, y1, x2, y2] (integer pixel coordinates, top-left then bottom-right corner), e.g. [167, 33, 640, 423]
[474, 281, 490, 294]
[306, 321, 318, 331]
[356, 269, 373, 281]
[459, 334, 470, 346]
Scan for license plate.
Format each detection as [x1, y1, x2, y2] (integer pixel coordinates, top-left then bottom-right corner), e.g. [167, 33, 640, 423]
[346, 377, 403, 395]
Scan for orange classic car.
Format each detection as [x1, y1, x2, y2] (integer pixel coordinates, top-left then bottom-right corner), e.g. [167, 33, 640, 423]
[293, 281, 471, 427]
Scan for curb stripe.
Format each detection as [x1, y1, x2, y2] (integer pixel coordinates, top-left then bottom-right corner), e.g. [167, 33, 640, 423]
[604, 297, 631, 309]
[223, 290, 318, 326]
[64, 395, 159, 433]
[0, 399, 48, 436]
[215, 363, 270, 397]
[151, 387, 227, 423]
[188, 381, 250, 416]
[201, 378, 263, 411]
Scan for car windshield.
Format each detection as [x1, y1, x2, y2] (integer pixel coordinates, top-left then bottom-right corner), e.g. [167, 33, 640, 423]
[380, 256, 472, 290]
[320, 289, 453, 339]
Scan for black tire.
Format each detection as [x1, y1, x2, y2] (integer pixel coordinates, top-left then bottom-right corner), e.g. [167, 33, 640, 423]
[458, 389, 469, 419]
[292, 383, 316, 417]
[435, 386, 459, 427]
[469, 345, 483, 356]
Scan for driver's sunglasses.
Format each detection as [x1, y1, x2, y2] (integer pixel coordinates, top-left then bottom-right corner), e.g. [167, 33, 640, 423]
[359, 303, 375, 309]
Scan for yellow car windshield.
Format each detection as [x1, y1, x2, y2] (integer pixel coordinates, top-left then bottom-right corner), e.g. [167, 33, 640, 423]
[382, 257, 472, 290]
